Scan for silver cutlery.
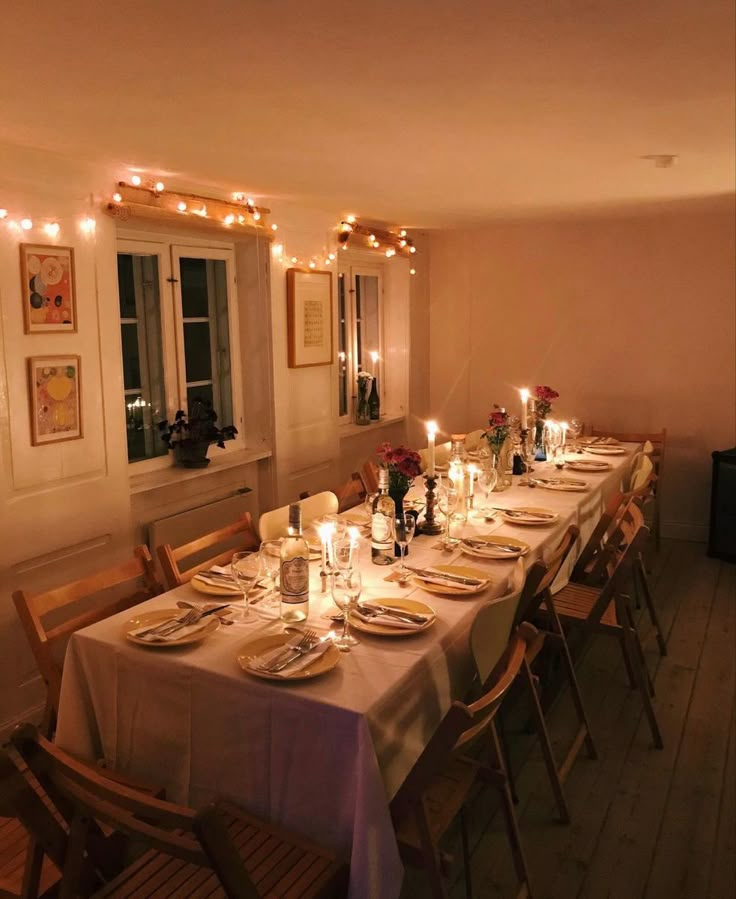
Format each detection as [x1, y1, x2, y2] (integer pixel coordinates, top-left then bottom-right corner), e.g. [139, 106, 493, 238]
[139, 603, 229, 639]
[405, 566, 484, 586]
[177, 600, 234, 624]
[462, 538, 524, 553]
[357, 603, 428, 624]
[260, 629, 320, 672]
[493, 507, 556, 519]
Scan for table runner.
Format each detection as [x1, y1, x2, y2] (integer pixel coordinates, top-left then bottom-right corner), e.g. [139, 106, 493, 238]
[55, 448, 635, 899]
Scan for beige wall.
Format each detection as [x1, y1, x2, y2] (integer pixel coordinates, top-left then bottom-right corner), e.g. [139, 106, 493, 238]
[429, 198, 736, 540]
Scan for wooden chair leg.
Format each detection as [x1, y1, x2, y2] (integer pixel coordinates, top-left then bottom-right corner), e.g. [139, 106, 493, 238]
[622, 601, 655, 698]
[497, 706, 519, 804]
[636, 556, 667, 656]
[20, 837, 44, 899]
[546, 624, 597, 761]
[620, 629, 663, 749]
[520, 660, 570, 824]
[489, 724, 535, 899]
[413, 800, 449, 899]
[459, 808, 473, 899]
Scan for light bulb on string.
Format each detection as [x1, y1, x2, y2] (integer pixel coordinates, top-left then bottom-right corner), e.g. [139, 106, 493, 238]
[253, 211, 261, 221]
[177, 201, 187, 212]
[224, 213, 235, 225]
[410, 268, 416, 275]
[346, 214, 356, 224]
[272, 243, 283, 256]
[112, 192, 122, 203]
[20, 218, 33, 230]
[154, 181, 165, 193]
[409, 245, 416, 253]
[0, 209, 8, 219]
[291, 256, 298, 263]
[308, 260, 316, 269]
[44, 222, 60, 238]
[80, 217, 96, 234]
[130, 175, 141, 186]
[271, 223, 278, 231]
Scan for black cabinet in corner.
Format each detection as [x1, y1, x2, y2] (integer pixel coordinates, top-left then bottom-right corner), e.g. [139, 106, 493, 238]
[708, 448, 736, 563]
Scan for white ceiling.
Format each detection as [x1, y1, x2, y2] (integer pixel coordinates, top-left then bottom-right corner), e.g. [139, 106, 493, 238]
[1, 1, 734, 226]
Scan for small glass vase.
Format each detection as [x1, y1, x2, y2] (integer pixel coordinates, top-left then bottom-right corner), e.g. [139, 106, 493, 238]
[354, 386, 371, 425]
[491, 443, 513, 491]
[534, 419, 547, 461]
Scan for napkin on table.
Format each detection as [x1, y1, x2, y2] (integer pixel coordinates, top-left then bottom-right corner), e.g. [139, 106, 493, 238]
[248, 640, 331, 677]
[129, 617, 212, 643]
[354, 605, 432, 630]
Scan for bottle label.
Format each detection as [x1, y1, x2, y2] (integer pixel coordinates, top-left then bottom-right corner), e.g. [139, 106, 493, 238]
[280, 557, 309, 602]
[371, 513, 393, 549]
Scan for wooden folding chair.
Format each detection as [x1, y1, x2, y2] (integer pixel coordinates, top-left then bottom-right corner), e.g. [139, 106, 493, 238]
[514, 526, 599, 783]
[156, 513, 259, 590]
[12, 546, 161, 738]
[335, 472, 368, 513]
[471, 563, 570, 824]
[9, 724, 348, 899]
[542, 504, 664, 749]
[391, 624, 540, 899]
[360, 460, 379, 494]
[257, 492, 338, 541]
[591, 428, 666, 551]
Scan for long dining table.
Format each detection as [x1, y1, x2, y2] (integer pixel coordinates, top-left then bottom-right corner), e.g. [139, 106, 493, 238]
[55, 447, 636, 899]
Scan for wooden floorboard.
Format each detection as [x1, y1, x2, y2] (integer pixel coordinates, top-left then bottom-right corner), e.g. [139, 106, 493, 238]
[401, 540, 736, 899]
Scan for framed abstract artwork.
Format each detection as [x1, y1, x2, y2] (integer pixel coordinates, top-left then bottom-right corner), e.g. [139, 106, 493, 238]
[28, 355, 83, 445]
[20, 243, 77, 333]
[286, 268, 333, 368]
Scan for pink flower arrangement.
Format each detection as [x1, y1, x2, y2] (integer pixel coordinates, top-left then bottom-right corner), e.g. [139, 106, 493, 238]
[376, 442, 422, 491]
[534, 385, 559, 419]
[484, 405, 510, 452]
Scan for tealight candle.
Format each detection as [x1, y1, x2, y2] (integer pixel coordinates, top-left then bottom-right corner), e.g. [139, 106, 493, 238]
[426, 420, 438, 478]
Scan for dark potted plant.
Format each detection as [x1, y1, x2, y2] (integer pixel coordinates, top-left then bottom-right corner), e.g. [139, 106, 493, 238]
[158, 399, 238, 468]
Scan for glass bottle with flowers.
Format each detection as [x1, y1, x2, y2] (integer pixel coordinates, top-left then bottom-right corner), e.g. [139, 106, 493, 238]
[483, 406, 513, 490]
[355, 371, 373, 425]
[533, 385, 559, 460]
[375, 442, 423, 515]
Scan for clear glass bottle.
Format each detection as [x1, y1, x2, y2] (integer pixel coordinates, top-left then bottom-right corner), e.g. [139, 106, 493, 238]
[371, 468, 396, 565]
[448, 434, 468, 521]
[280, 503, 310, 623]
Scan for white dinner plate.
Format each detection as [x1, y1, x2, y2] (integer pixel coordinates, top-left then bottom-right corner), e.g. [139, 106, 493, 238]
[460, 535, 530, 560]
[566, 459, 612, 472]
[532, 477, 588, 492]
[125, 608, 220, 648]
[585, 445, 626, 456]
[350, 598, 436, 636]
[237, 634, 340, 681]
[498, 507, 559, 526]
[410, 564, 492, 598]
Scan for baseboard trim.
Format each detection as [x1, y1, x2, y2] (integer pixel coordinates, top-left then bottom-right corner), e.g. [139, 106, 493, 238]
[661, 520, 708, 542]
[0, 702, 45, 745]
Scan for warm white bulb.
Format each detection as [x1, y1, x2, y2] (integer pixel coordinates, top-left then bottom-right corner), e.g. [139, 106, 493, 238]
[20, 218, 33, 230]
[368, 234, 375, 242]
[44, 222, 60, 238]
[272, 243, 283, 256]
[80, 217, 96, 233]
[237, 214, 245, 224]
[291, 256, 298, 263]
[409, 245, 416, 253]
[308, 261, 316, 269]
[233, 192, 244, 202]
[271, 223, 278, 231]
[324, 258, 331, 265]
[130, 175, 141, 186]
[399, 238, 407, 247]
[253, 211, 261, 221]
[346, 214, 356, 224]
[370, 351, 379, 364]
[113, 192, 122, 203]
[0, 209, 7, 218]
[155, 181, 165, 192]
[373, 242, 380, 249]
[399, 229, 407, 237]
[193, 205, 207, 217]
[246, 197, 254, 207]
[410, 268, 416, 275]
[328, 252, 335, 260]
[224, 213, 235, 225]
[177, 201, 187, 212]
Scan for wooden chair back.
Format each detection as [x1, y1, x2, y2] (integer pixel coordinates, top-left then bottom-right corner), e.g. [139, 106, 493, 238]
[12, 546, 161, 728]
[10, 724, 259, 899]
[572, 494, 634, 585]
[464, 429, 486, 452]
[156, 513, 260, 590]
[360, 460, 379, 494]
[515, 525, 580, 624]
[335, 472, 368, 513]
[628, 452, 654, 494]
[592, 428, 666, 488]
[417, 441, 452, 473]
[257, 492, 339, 541]
[470, 560, 524, 686]
[392, 623, 536, 812]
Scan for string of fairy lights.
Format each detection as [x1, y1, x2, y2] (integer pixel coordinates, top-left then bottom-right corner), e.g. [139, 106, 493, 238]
[1, 171, 418, 274]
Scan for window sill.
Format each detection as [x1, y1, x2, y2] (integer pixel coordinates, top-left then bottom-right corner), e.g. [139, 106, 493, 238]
[338, 414, 405, 440]
[129, 447, 272, 495]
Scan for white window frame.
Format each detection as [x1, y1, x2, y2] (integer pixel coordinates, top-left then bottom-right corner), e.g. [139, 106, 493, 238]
[117, 233, 245, 474]
[338, 258, 385, 423]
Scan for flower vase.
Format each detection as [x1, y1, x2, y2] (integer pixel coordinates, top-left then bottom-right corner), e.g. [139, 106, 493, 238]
[491, 444, 513, 491]
[389, 486, 411, 557]
[534, 419, 547, 461]
[355, 384, 371, 425]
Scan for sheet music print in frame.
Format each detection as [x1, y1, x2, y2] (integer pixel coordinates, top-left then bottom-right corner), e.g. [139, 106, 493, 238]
[286, 268, 334, 368]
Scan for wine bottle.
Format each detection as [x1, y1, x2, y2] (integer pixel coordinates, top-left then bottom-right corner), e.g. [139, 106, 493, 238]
[280, 503, 309, 623]
[368, 376, 380, 420]
[371, 468, 396, 565]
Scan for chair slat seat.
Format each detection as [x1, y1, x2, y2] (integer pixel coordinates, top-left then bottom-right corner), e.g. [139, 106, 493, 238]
[552, 583, 619, 628]
[0, 815, 60, 898]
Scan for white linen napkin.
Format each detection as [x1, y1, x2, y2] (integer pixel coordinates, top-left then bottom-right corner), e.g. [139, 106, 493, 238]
[248, 640, 331, 677]
[129, 617, 212, 643]
[354, 605, 432, 630]
[462, 541, 523, 559]
[413, 573, 486, 592]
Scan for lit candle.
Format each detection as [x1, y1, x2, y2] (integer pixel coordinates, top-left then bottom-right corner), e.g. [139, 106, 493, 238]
[317, 523, 332, 572]
[370, 350, 379, 376]
[520, 388, 530, 430]
[467, 463, 478, 507]
[426, 420, 438, 478]
[561, 421, 569, 447]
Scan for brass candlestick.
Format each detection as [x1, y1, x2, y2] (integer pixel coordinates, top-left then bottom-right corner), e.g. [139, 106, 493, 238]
[419, 475, 444, 535]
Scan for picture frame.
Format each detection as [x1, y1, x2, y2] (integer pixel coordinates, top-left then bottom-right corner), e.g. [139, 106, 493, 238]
[27, 355, 83, 445]
[20, 243, 77, 333]
[286, 268, 333, 368]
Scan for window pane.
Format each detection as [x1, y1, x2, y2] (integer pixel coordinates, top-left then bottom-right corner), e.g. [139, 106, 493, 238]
[117, 252, 167, 462]
[180, 258, 209, 317]
[184, 322, 213, 382]
[117, 254, 137, 319]
[355, 273, 380, 374]
[338, 274, 348, 416]
[187, 383, 214, 415]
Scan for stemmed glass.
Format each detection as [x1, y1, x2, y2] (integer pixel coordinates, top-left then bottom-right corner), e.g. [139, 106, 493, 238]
[437, 485, 459, 548]
[230, 551, 260, 624]
[523, 432, 536, 480]
[333, 537, 355, 572]
[569, 418, 583, 452]
[394, 513, 416, 577]
[477, 465, 498, 511]
[331, 570, 362, 651]
[257, 540, 281, 617]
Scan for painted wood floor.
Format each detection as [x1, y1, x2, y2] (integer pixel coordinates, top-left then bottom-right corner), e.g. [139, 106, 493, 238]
[401, 540, 736, 899]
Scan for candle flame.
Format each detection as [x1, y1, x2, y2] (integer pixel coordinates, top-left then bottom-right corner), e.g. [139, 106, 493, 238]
[426, 420, 438, 437]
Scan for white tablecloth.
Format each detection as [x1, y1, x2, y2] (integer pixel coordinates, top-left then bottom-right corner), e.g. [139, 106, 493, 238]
[55, 449, 634, 899]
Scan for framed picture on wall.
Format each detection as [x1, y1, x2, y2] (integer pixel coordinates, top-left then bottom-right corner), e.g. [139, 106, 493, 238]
[20, 243, 77, 333]
[286, 268, 333, 368]
[28, 355, 83, 445]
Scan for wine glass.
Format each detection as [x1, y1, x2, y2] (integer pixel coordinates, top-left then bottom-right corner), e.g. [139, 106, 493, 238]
[333, 537, 355, 572]
[477, 465, 498, 511]
[436, 485, 459, 548]
[394, 513, 416, 577]
[331, 570, 362, 651]
[524, 432, 536, 478]
[569, 418, 583, 452]
[552, 446, 566, 470]
[230, 551, 260, 624]
[257, 540, 281, 614]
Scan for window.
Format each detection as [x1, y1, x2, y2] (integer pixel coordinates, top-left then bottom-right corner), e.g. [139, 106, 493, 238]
[338, 262, 384, 420]
[117, 238, 241, 466]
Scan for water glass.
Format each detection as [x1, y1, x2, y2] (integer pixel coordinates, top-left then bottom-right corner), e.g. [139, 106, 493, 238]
[331, 570, 362, 651]
[437, 485, 460, 548]
[230, 551, 260, 624]
[258, 540, 281, 611]
[478, 465, 498, 509]
[394, 513, 416, 575]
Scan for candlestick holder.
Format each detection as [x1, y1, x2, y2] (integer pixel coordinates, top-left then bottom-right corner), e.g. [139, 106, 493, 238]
[419, 475, 444, 535]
